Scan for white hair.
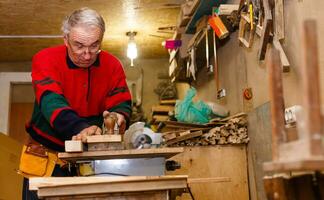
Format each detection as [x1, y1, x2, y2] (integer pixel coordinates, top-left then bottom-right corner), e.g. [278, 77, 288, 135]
[61, 7, 105, 36]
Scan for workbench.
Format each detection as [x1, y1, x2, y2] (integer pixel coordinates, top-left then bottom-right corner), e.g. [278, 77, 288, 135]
[29, 147, 187, 199]
[29, 176, 188, 200]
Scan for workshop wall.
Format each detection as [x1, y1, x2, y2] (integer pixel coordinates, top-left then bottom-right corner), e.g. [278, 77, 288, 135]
[191, 0, 324, 199]
[195, 0, 324, 113]
[121, 58, 170, 121]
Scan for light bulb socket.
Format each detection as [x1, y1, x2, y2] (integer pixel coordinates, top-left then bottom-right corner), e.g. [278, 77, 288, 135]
[126, 31, 137, 37]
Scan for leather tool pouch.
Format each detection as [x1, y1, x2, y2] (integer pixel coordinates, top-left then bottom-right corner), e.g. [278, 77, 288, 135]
[18, 143, 56, 178]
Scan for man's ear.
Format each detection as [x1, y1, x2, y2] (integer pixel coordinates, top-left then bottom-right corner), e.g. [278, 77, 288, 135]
[63, 35, 68, 47]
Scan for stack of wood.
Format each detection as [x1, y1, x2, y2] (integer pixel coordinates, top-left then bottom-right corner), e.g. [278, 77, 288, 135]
[151, 99, 176, 123]
[162, 114, 248, 147]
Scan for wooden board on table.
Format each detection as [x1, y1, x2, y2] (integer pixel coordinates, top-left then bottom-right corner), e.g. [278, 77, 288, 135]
[86, 134, 122, 143]
[29, 175, 188, 198]
[58, 147, 184, 161]
[65, 140, 84, 152]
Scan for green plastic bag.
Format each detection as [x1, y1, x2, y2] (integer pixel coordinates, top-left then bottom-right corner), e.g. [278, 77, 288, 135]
[175, 87, 212, 124]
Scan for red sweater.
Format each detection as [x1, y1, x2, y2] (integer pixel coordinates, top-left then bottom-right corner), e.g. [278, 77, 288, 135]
[27, 45, 132, 151]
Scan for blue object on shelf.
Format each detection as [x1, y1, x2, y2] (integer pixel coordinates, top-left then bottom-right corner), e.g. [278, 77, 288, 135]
[185, 0, 228, 34]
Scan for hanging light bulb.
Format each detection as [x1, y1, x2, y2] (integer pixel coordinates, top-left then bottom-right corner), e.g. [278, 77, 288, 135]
[126, 31, 137, 67]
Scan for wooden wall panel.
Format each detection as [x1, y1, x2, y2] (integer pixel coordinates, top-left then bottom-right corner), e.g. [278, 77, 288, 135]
[9, 102, 34, 144]
[166, 146, 249, 200]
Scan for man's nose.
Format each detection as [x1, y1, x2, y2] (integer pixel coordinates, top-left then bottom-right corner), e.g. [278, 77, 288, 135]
[83, 48, 91, 59]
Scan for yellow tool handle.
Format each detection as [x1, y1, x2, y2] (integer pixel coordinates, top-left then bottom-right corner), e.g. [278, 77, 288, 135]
[249, 3, 253, 30]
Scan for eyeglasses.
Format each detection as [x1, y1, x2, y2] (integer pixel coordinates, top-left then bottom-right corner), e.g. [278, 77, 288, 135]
[68, 39, 101, 55]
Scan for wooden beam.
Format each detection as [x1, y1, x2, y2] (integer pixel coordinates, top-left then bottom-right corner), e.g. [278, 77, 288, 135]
[268, 47, 286, 160]
[264, 158, 324, 172]
[30, 175, 188, 190]
[273, 39, 290, 72]
[301, 20, 323, 156]
[274, 0, 285, 40]
[58, 147, 184, 161]
[187, 177, 231, 184]
[258, 0, 273, 61]
[166, 130, 203, 146]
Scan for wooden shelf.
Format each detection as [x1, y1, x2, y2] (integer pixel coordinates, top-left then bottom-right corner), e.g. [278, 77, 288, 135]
[185, 0, 228, 34]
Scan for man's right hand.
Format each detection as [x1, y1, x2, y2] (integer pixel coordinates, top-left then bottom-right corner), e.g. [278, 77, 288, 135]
[72, 125, 102, 142]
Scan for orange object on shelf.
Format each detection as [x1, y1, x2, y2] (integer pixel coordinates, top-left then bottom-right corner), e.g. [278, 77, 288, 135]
[208, 14, 229, 39]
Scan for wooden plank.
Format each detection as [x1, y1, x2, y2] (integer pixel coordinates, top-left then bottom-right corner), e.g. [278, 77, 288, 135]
[152, 115, 169, 122]
[29, 175, 188, 190]
[274, 0, 284, 40]
[159, 99, 177, 105]
[247, 103, 273, 200]
[263, 158, 324, 172]
[273, 39, 290, 72]
[188, 177, 231, 184]
[301, 20, 323, 156]
[267, 47, 285, 161]
[65, 140, 84, 152]
[58, 147, 184, 161]
[258, 18, 272, 61]
[258, 0, 273, 61]
[167, 146, 249, 200]
[151, 105, 174, 113]
[30, 176, 188, 198]
[264, 174, 322, 200]
[210, 112, 247, 122]
[167, 130, 203, 146]
[263, 176, 290, 200]
[86, 135, 122, 143]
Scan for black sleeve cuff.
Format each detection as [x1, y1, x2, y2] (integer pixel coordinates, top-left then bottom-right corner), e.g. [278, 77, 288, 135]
[53, 109, 90, 140]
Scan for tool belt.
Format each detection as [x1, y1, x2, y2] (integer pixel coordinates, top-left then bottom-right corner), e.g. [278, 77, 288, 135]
[18, 136, 66, 178]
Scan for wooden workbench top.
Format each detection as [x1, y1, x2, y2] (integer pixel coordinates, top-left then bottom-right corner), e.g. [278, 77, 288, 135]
[58, 147, 184, 161]
[29, 175, 188, 198]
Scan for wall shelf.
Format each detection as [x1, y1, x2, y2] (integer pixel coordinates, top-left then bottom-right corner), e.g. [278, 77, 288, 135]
[185, 0, 228, 34]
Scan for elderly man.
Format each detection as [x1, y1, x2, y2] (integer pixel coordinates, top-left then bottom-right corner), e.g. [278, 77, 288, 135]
[20, 7, 132, 199]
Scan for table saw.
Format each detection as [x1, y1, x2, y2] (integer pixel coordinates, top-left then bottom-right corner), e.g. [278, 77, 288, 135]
[29, 118, 187, 199]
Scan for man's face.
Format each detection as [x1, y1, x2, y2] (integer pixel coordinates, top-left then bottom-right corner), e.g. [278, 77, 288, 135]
[64, 25, 103, 68]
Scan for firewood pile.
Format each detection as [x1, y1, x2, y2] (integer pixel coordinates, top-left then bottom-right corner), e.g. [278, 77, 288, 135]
[162, 114, 248, 147]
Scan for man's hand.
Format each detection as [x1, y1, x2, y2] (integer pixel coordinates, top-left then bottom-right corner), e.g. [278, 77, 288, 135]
[103, 111, 126, 134]
[72, 125, 102, 142]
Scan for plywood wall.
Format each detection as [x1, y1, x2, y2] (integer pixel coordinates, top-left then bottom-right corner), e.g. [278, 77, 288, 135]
[166, 146, 249, 200]
[192, 0, 324, 199]
[194, 0, 324, 112]
[0, 133, 23, 200]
